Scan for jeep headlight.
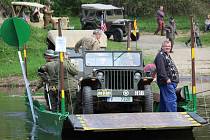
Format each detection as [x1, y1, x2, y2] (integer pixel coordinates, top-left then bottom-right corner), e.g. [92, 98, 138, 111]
[134, 72, 141, 80]
[97, 72, 104, 79]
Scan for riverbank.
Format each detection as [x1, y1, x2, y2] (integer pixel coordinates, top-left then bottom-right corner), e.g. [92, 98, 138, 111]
[0, 76, 37, 87]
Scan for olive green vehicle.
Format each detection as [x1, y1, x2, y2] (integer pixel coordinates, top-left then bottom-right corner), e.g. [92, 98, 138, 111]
[80, 3, 139, 42]
[75, 50, 153, 114]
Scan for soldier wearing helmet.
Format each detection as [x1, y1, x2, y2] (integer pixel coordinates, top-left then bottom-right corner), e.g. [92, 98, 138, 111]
[74, 29, 102, 53]
[43, 0, 56, 29]
[32, 49, 79, 113]
[32, 49, 58, 110]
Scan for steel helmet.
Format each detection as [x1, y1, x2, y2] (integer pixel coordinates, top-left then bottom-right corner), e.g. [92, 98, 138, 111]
[44, 49, 58, 58]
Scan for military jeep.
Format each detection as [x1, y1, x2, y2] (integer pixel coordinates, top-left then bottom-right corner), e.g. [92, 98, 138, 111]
[80, 3, 139, 42]
[75, 50, 153, 114]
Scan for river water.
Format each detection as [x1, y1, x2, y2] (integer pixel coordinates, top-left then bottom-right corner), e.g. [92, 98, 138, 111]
[0, 87, 209, 140]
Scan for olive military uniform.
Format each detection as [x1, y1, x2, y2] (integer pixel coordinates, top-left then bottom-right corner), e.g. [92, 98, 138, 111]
[43, 2, 56, 29]
[74, 36, 101, 52]
[37, 59, 78, 112]
[53, 60, 79, 113]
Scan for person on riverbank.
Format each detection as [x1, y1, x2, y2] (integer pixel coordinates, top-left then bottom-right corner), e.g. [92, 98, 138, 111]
[154, 5, 165, 36]
[165, 17, 177, 53]
[154, 39, 179, 112]
[185, 21, 202, 48]
[43, 0, 56, 29]
[74, 29, 102, 53]
[204, 14, 210, 32]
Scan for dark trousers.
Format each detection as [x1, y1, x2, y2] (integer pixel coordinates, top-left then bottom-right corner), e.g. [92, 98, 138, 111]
[49, 90, 59, 112]
[154, 19, 164, 35]
[186, 37, 202, 48]
[159, 82, 177, 112]
[205, 24, 210, 32]
[48, 90, 77, 113]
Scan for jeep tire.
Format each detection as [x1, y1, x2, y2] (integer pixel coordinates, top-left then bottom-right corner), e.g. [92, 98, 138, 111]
[105, 33, 112, 39]
[82, 86, 94, 114]
[113, 28, 123, 42]
[144, 85, 153, 112]
[130, 32, 140, 41]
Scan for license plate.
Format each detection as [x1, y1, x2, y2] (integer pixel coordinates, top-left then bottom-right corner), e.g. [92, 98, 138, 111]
[107, 97, 133, 102]
[134, 90, 144, 96]
[97, 89, 112, 97]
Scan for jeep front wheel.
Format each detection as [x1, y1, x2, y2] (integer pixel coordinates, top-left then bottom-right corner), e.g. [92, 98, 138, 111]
[113, 28, 123, 42]
[82, 86, 94, 114]
[105, 33, 111, 39]
[144, 85, 153, 112]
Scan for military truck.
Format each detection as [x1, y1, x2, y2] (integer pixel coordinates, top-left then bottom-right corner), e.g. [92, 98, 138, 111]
[80, 3, 139, 42]
[11, 1, 70, 29]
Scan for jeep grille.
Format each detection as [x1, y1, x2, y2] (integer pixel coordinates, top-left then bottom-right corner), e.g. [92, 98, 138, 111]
[104, 70, 134, 89]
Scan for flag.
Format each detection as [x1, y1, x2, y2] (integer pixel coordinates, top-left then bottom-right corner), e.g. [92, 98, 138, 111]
[133, 18, 137, 36]
[101, 15, 107, 32]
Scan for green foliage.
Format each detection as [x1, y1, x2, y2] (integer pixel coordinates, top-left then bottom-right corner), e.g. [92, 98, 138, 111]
[1, 0, 210, 18]
[98, 0, 210, 17]
[0, 26, 47, 80]
[69, 16, 81, 29]
[53, 0, 81, 16]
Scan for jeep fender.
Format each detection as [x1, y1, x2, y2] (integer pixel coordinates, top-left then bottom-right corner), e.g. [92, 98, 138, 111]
[80, 78, 101, 90]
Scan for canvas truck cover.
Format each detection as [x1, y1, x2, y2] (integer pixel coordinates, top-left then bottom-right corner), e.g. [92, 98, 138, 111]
[11, 2, 45, 8]
[81, 3, 122, 10]
[47, 30, 107, 48]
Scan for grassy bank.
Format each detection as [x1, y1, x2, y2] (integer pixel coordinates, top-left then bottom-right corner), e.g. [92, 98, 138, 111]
[0, 27, 47, 80]
[0, 16, 209, 80]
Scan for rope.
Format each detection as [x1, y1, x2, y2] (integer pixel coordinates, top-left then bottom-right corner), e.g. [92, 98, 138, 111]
[59, 112, 69, 121]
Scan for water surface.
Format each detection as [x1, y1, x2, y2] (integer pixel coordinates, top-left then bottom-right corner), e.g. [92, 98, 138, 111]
[0, 87, 209, 140]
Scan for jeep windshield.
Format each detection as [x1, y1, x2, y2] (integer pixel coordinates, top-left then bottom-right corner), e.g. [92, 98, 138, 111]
[85, 52, 141, 66]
